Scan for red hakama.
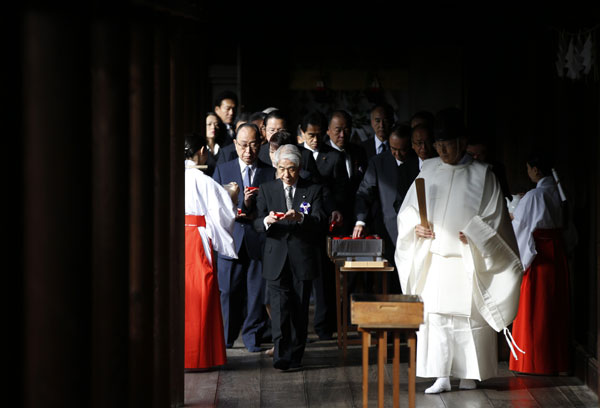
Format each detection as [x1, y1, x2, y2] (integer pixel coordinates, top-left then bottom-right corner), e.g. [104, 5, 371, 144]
[509, 229, 570, 374]
[185, 215, 227, 369]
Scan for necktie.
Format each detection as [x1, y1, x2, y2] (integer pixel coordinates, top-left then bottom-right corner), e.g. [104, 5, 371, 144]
[243, 166, 252, 189]
[227, 125, 235, 140]
[379, 142, 387, 154]
[285, 185, 293, 211]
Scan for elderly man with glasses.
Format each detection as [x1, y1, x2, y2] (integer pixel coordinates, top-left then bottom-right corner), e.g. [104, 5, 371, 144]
[213, 123, 276, 353]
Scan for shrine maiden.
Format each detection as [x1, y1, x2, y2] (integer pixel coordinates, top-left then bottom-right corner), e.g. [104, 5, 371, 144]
[184, 133, 237, 370]
[509, 152, 570, 374]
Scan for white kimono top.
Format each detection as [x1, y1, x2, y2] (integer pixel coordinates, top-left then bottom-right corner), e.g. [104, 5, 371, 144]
[185, 160, 237, 261]
[395, 156, 524, 332]
[511, 176, 562, 270]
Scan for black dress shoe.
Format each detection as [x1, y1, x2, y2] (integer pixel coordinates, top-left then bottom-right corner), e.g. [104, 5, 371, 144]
[317, 332, 333, 341]
[273, 359, 290, 371]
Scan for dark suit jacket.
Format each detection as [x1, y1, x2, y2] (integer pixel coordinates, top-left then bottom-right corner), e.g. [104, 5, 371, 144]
[355, 150, 404, 242]
[216, 143, 238, 165]
[313, 144, 349, 214]
[254, 178, 325, 281]
[330, 141, 368, 231]
[396, 155, 420, 212]
[213, 158, 276, 258]
[360, 137, 388, 162]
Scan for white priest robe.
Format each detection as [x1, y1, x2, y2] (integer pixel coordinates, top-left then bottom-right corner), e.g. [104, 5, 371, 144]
[185, 160, 237, 260]
[395, 155, 523, 380]
[511, 176, 562, 270]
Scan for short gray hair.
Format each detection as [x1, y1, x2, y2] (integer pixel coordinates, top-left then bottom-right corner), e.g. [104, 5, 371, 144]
[273, 144, 301, 168]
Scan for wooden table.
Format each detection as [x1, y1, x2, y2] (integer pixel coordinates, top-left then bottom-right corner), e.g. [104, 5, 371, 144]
[351, 294, 424, 408]
[335, 262, 395, 358]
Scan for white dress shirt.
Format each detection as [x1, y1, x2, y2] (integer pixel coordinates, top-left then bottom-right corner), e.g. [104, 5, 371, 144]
[375, 137, 388, 154]
[303, 142, 319, 161]
[328, 140, 352, 178]
[238, 159, 256, 185]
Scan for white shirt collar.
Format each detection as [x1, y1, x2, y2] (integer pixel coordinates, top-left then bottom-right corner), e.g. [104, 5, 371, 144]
[396, 158, 403, 166]
[375, 137, 387, 152]
[282, 179, 298, 191]
[238, 158, 256, 173]
[328, 139, 344, 152]
[303, 142, 316, 153]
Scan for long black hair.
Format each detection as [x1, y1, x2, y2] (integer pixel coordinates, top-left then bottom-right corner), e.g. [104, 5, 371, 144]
[184, 132, 207, 159]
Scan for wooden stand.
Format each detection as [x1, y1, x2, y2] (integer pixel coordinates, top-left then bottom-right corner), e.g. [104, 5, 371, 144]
[335, 261, 395, 358]
[352, 294, 424, 408]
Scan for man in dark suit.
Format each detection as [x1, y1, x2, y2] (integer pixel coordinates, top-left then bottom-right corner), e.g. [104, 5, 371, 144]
[326, 110, 368, 234]
[299, 111, 348, 339]
[216, 111, 269, 165]
[214, 90, 238, 144]
[254, 144, 326, 370]
[212, 123, 276, 352]
[353, 124, 415, 292]
[360, 103, 395, 162]
[411, 123, 436, 172]
[257, 109, 287, 164]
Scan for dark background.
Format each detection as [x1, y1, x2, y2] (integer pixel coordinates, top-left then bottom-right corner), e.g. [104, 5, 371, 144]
[16, 1, 599, 406]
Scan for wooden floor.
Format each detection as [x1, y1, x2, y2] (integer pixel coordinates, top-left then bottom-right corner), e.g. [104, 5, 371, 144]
[185, 319, 598, 407]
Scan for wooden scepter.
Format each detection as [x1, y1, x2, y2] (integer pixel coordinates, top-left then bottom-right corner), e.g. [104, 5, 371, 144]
[415, 178, 428, 227]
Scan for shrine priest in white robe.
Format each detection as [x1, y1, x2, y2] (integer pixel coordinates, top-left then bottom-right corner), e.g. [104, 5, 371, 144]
[394, 108, 524, 394]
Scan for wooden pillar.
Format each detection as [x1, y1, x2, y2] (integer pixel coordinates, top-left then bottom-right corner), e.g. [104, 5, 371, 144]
[169, 16, 186, 407]
[90, 14, 130, 408]
[597, 80, 600, 398]
[129, 15, 155, 408]
[152, 13, 172, 408]
[23, 10, 92, 408]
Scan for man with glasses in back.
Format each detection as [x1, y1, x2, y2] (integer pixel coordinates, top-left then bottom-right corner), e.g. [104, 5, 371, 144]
[213, 123, 276, 353]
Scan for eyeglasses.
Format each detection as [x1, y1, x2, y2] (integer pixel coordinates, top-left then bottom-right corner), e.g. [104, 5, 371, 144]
[236, 141, 259, 151]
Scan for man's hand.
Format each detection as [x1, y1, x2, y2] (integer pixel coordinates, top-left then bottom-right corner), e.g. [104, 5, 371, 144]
[352, 224, 365, 239]
[415, 224, 435, 239]
[329, 210, 343, 225]
[281, 209, 303, 223]
[459, 231, 468, 244]
[243, 187, 259, 207]
[264, 211, 279, 226]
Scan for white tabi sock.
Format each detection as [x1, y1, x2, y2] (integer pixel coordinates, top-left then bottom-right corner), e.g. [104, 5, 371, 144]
[424, 377, 451, 394]
[459, 379, 476, 390]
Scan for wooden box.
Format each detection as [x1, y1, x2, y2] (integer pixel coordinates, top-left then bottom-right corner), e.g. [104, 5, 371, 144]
[351, 294, 424, 329]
